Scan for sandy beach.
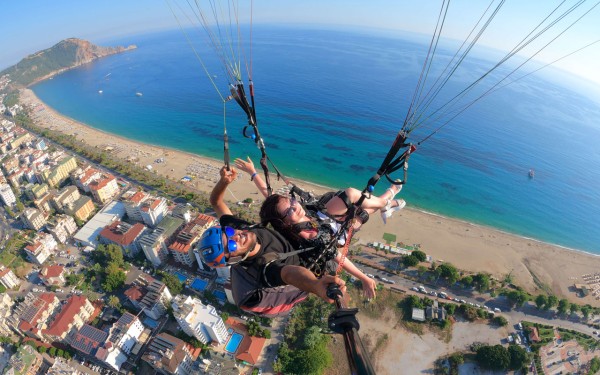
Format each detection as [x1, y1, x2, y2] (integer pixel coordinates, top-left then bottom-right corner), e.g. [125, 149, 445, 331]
[19, 88, 600, 306]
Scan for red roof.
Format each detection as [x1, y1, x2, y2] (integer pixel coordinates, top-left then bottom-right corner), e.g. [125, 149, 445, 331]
[99, 221, 145, 246]
[39, 265, 65, 279]
[235, 335, 266, 365]
[25, 242, 43, 252]
[79, 168, 99, 184]
[150, 198, 162, 210]
[168, 241, 191, 254]
[129, 191, 147, 204]
[43, 295, 90, 337]
[194, 213, 216, 226]
[90, 175, 116, 191]
[528, 327, 541, 342]
[0, 268, 11, 277]
[124, 285, 145, 302]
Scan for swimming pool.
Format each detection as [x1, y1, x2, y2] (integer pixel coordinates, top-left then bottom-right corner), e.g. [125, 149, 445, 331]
[225, 332, 244, 353]
[174, 271, 187, 283]
[191, 278, 208, 291]
[213, 290, 226, 300]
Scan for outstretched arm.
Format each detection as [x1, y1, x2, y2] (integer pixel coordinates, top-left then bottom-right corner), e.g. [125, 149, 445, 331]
[235, 157, 270, 198]
[281, 265, 346, 304]
[336, 254, 376, 300]
[209, 166, 237, 218]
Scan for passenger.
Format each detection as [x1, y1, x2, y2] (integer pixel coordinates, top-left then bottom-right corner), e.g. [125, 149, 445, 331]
[235, 157, 406, 300]
[197, 166, 347, 317]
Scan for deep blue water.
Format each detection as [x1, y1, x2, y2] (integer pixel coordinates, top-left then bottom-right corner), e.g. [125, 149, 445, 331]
[32, 27, 600, 253]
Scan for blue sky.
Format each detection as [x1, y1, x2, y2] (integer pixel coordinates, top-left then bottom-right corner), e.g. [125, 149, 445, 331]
[2, 1, 599, 85]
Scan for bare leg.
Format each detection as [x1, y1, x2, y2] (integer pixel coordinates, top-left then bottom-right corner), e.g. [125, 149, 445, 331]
[324, 188, 390, 217]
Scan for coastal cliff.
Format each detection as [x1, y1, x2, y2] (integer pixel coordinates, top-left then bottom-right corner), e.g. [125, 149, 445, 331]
[0, 38, 136, 87]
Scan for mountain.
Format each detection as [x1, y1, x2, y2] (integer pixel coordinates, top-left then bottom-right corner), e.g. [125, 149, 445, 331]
[1, 38, 136, 87]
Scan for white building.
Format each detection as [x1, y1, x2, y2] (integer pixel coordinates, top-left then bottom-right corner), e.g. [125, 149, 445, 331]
[0, 183, 16, 206]
[122, 190, 169, 227]
[24, 232, 57, 265]
[139, 215, 185, 267]
[140, 279, 173, 320]
[0, 293, 15, 336]
[46, 214, 78, 244]
[0, 266, 20, 289]
[171, 295, 228, 345]
[22, 207, 47, 231]
[98, 312, 145, 371]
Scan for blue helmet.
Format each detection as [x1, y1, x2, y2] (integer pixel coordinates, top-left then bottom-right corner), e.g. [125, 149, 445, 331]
[198, 227, 227, 268]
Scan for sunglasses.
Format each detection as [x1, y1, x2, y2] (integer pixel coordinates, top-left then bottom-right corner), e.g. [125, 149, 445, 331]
[223, 226, 238, 255]
[281, 197, 298, 219]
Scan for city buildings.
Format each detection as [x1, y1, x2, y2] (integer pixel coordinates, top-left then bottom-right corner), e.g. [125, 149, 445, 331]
[42, 295, 95, 343]
[89, 173, 119, 204]
[124, 275, 173, 320]
[0, 183, 16, 206]
[38, 265, 66, 287]
[169, 214, 216, 267]
[98, 221, 146, 257]
[171, 295, 228, 345]
[23, 232, 57, 265]
[122, 189, 169, 227]
[9, 292, 60, 339]
[41, 155, 78, 187]
[21, 207, 46, 230]
[142, 333, 196, 375]
[46, 214, 78, 244]
[139, 215, 185, 267]
[0, 293, 14, 336]
[0, 265, 21, 289]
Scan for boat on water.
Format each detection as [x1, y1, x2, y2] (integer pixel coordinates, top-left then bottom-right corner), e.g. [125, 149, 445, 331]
[98, 90, 103, 94]
[528, 169, 535, 179]
[135, 92, 143, 97]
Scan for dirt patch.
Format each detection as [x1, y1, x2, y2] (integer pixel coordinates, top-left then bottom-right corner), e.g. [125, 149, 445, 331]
[328, 309, 510, 374]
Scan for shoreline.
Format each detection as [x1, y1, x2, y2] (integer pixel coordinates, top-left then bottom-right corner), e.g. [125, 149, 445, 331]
[19, 87, 600, 306]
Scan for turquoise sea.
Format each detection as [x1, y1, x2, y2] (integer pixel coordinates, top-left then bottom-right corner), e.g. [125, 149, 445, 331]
[31, 27, 600, 254]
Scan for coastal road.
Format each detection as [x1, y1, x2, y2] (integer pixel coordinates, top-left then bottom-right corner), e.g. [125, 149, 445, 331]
[353, 262, 599, 338]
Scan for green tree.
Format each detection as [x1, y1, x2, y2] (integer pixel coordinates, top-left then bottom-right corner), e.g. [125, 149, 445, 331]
[508, 344, 529, 371]
[557, 299, 570, 315]
[159, 272, 183, 295]
[403, 255, 419, 267]
[535, 294, 547, 309]
[263, 329, 271, 339]
[475, 345, 510, 370]
[461, 275, 473, 288]
[445, 303, 457, 315]
[49, 347, 57, 356]
[589, 357, 600, 374]
[493, 316, 508, 326]
[37, 346, 47, 354]
[107, 295, 121, 309]
[102, 263, 126, 292]
[448, 352, 464, 367]
[507, 290, 529, 307]
[472, 273, 491, 292]
[545, 295, 558, 310]
[417, 265, 428, 277]
[581, 304, 593, 319]
[569, 303, 579, 316]
[411, 250, 427, 262]
[0, 285, 6, 293]
[301, 326, 322, 349]
[438, 263, 460, 285]
[65, 273, 83, 286]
